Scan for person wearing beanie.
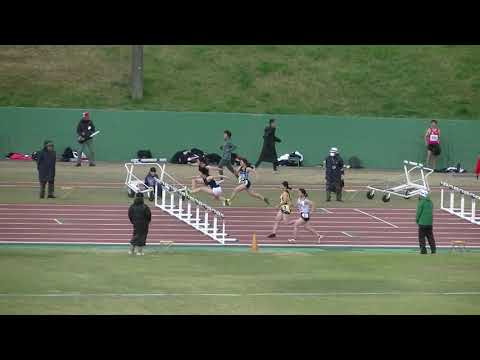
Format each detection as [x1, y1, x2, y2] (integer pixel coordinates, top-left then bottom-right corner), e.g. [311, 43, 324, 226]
[36, 140, 56, 199]
[416, 189, 436, 254]
[324, 147, 345, 202]
[76, 111, 96, 167]
[128, 193, 152, 256]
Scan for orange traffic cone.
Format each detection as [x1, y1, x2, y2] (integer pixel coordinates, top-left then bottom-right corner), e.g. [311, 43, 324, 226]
[251, 233, 258, 252]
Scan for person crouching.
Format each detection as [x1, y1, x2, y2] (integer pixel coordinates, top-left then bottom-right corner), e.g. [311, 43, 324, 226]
[144, 167, 162, 201]
[128, 193, 152, 256]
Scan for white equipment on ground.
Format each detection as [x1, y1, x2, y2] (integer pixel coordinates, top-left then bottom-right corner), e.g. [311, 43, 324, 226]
[124, 160, 237, 244]
[124, 161, 166, 198]
[440, 181, 480, 225]
[366, 160, 434, 203]
[153, 170, 237, 245]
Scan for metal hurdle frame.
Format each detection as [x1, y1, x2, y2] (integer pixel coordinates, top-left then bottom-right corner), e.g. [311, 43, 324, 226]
[153, 169, 237, 245]
[440, 181, 480, 225]
[366, 160, 434, 202]
[124, 159, 167, 197]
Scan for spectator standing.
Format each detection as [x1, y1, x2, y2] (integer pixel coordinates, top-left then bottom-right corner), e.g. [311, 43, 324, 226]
[324, 147, 344, 202]
[128, 193, 152, 256]
[36, 140, 56, 199]
[416, 190, 436, 254]
[76, 111, 96, 167]
[425, 119, 441, 169]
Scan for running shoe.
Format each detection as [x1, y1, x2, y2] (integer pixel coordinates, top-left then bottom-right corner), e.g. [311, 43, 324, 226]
[223, 198, 231, 207]
[267, 233, 276, 238]
[317, 235, 324, 244]
[287, 238, 296, 243]
[264, 198, 270, 205]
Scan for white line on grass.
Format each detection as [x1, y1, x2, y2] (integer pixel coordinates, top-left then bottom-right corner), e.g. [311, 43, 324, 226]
[354, 209, 399, 228]
[1, 291, 480, 298]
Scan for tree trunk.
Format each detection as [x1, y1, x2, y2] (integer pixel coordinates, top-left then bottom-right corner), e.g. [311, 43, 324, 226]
[131, 45, 144, 100]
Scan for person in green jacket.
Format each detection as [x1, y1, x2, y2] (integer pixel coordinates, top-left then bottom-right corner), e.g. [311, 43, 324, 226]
[218, 130, 237, 177]
[416, 189, 436, 254]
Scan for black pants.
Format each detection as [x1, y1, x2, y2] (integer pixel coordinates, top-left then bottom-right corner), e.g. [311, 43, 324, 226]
[130, 224, 149, 247]
[40, 180, 54, 198]
[326, 181, 342, 201]
[418, 225, 436, 254]
[255, 160, 279, 171]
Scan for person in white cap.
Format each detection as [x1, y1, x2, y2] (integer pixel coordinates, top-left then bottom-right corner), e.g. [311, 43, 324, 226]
[324, 147, 345, 202]
[416, 189, 436, 254]
[76, 111, 96, 167]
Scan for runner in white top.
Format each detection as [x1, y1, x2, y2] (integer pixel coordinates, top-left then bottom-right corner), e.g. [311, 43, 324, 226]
[225, 157, 270, 206]
[288, 188, 323, 243]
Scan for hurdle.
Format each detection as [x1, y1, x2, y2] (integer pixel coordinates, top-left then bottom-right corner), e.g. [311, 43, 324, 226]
[154, 169, 237, 245]
[366, 160, 433, 202]
[440, 181, 480, 225]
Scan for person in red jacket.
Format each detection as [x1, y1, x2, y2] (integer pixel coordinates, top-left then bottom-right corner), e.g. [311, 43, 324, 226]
[425, 119, 441, 169]
[475, 154, 480, 180]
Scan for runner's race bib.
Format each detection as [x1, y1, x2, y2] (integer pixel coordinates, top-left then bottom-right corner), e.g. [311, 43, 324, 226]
[301, 212, 310, 220]
[430, 134, 439, 142]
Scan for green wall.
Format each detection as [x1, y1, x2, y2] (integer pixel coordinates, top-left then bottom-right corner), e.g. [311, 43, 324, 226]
[0, 107, 478, 170]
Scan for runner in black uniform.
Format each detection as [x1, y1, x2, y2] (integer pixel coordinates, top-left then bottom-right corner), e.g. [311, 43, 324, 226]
[190, 156, 222, 190]
[190, 166, 229, 203]
[225, 157, 270, 206]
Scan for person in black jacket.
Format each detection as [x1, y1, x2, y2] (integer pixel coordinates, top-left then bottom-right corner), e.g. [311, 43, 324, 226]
[36, 140, 56, 199]
[76, 111, 96, 167]
[144, 167, 162, 201]
[254, 119, 281, 173]
[128, 193, 152, 256]
[324, 147, 344, 202]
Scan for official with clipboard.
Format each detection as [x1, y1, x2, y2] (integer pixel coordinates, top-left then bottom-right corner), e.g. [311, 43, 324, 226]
[76, 112, 98, 167]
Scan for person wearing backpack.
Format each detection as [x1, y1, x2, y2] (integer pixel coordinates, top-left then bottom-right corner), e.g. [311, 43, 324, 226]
[36, 140, 56, 199]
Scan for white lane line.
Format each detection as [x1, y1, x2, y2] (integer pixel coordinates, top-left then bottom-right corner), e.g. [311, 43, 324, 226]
[342, 231, 354, 238]
[320, 208, 333, 214]
[53, 219, 62, 225]
[354, 209, 399, 228]
[0, 291, 480, 298]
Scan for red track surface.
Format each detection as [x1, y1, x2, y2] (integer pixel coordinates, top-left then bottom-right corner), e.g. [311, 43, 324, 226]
[0, 204, 479, 248]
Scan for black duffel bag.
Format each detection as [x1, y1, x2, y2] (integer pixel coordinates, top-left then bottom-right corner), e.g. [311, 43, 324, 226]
[137, 150, 153, 159]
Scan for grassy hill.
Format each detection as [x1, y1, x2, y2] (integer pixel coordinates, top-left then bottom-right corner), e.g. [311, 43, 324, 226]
[0, 45, 479, 119]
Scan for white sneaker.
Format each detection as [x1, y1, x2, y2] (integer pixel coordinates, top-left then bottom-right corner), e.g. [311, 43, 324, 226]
[128, 250, 133, 255]
[317, 235, 324, 244]
[136, 252, 144, 256]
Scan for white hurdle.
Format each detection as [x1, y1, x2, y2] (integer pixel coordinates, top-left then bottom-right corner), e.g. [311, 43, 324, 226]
[154, 172, 237, 245]
[440, 181, 480, 225]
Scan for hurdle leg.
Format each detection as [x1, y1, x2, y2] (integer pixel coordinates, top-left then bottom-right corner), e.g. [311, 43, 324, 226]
[460, 195, 465, 217]
[449, 192, 455, 213]
[472, 200, 476, 223]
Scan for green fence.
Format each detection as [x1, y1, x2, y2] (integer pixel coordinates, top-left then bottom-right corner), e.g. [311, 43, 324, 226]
[0, 107, 478, 169]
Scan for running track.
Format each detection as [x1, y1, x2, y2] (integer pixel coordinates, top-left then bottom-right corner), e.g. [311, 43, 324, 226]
[0, 204, 479, 248]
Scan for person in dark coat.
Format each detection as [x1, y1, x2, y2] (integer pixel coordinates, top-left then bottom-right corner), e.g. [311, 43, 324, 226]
[128, 193, 152, 256]
[144, 167, 162, 201]
[36, 140, 56, 199]
[254, 118, 281, 172]
[324, 147, 344, 202]
[76, 111, 96, 167]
